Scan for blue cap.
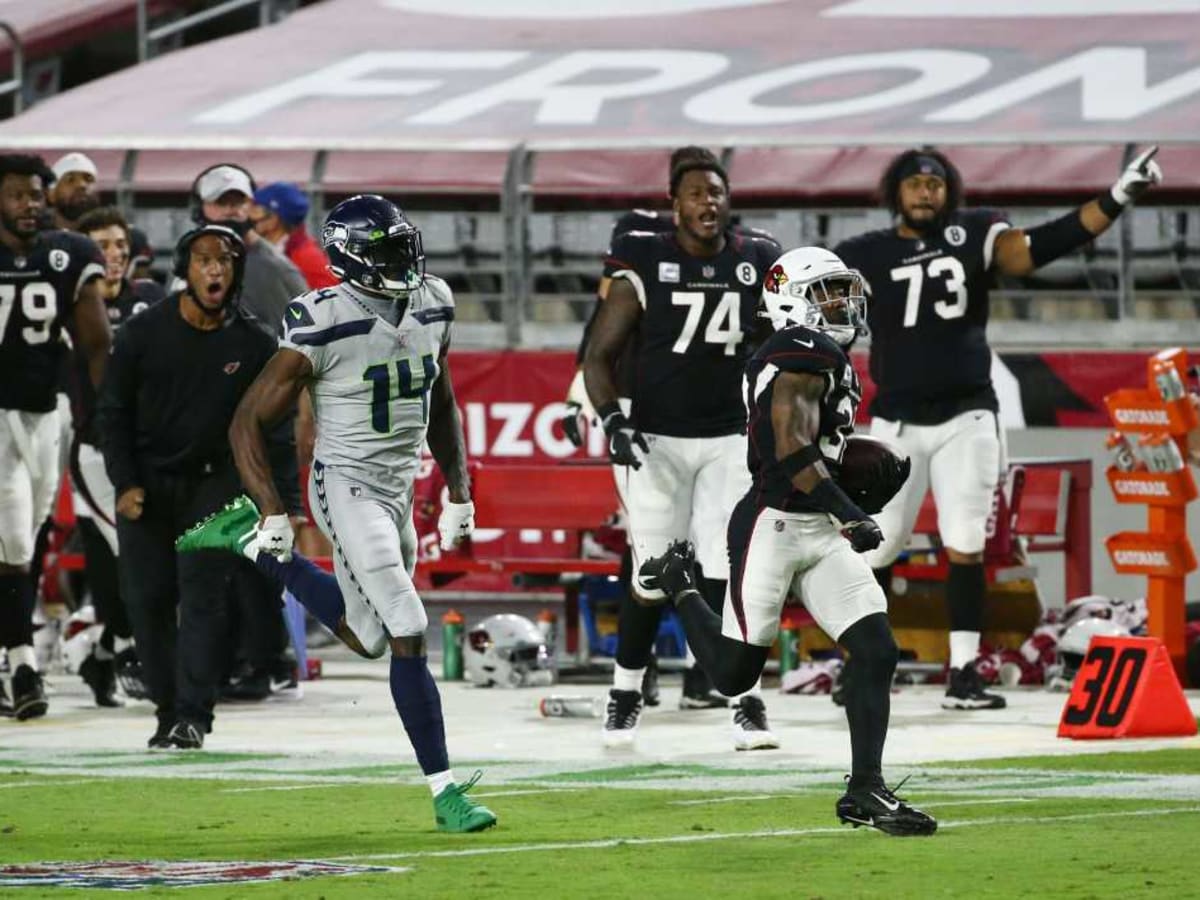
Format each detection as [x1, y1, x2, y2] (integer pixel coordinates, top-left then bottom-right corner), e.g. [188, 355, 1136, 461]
[252, 182, 309, 226]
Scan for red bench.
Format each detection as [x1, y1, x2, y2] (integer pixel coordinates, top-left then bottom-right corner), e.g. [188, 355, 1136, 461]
[892, 457, 1093, 599]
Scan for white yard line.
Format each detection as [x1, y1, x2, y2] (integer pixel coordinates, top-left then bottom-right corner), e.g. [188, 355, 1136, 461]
[922, 798, 1034, 808]
[0, 779, 95, 790]
[330, 805, 1200, 862]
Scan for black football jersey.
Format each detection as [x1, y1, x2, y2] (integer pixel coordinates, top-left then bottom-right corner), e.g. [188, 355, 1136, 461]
[0, 230, 105, 412]
[834, 208, 1011, 424]
[606, 229, 781, 437]
[71, 278, 166, 445]
[743, 325, 860, 512]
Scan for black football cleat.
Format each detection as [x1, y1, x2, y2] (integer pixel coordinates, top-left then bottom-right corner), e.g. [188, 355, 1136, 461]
[637, 540, 698, 602]
[943, 663, 1006, 710]
[79, 652, 123, 708]
[147, 721, 174, 750]
[837, 776, 937, 837]
[12, 665, 48, 721]
[679, 665, 728, 709]
[166, 720, 205, 750]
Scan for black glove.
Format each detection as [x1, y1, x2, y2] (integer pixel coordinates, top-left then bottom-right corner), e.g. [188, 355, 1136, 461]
[841, 519, 883, 554]
[849, 454, 912, 515]
[602, 410, 648, 469]
[562, 401, 586, 448]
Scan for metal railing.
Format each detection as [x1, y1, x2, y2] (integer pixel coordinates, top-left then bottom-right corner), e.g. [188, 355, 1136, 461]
[0, 21, 24, 115]
[136, 0, 281, 62]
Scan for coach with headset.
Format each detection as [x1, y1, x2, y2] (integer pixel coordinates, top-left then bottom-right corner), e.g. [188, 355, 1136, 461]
[97, 225, 277, 750]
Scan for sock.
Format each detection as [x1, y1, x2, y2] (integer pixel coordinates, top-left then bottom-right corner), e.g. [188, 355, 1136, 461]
[0, 572, 34, 650]
[255, 552, 345, 633]
[838, 614, 898, 790]
[731, 676, 763, 702]
[8, 644, 36, 672]
[427, 769, 456, 798]
[949, 631, 981, 671]
[390, 655, 450, 776]
[615, 585, 663, 671]
[947, 562, 985, 669]
[674, 591, 769, 698]
[612, 663, 644, 693]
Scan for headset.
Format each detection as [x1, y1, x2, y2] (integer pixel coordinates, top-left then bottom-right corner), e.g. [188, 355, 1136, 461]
[172, 224, 247, 304]
[189, 162, 257, 225]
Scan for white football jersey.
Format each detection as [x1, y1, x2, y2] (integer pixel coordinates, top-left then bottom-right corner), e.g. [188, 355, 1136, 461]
[280, 277, 454, 488]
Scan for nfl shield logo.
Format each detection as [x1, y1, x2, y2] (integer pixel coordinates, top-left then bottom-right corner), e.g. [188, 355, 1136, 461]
[223, 361, 241, 375]
[702, 265, 716, 279]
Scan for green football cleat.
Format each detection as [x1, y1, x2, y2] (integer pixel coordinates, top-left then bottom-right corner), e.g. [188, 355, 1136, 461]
[433, 771, 497, 833]
[175, 495, 260, 559]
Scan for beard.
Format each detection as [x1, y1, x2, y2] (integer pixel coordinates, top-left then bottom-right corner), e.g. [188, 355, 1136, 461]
[56, 193, 100, 224]
[2, 209, 42, 241]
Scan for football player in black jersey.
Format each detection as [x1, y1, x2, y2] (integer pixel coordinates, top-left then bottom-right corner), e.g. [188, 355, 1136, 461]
[583, 153, 782, 750]
[639, 247, 935, 836]
[68, 206, 166, 706]
[0, 154, 111, 720]
[835, 146, 1163, 710]
[565, 146, 766, 712]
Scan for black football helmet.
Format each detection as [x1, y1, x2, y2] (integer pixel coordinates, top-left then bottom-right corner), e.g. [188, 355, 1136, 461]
[322, 194, 425, 299]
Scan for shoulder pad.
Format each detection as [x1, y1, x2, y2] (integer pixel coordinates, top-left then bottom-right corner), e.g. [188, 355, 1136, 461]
[758, 325, 845, 373]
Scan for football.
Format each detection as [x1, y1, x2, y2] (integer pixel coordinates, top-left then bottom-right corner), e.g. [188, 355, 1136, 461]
[837, 433, 905, 498]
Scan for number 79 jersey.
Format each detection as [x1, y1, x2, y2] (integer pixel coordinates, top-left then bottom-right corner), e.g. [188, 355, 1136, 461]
[605, 229, 781, 438]
[280, 278, 454, 488]
[834, 208, 1011, 424]
[0, 230, 104, 413]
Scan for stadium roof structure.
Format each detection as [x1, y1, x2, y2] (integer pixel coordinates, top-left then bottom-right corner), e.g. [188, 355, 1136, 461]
[0, 0, 184, 63]
[1, 0, 1198, 202]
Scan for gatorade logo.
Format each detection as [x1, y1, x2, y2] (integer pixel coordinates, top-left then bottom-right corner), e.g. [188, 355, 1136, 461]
[1112, 549, 1170, 567]
[1114, 409, 1170, 425]
[1113, 480, 1170, 497]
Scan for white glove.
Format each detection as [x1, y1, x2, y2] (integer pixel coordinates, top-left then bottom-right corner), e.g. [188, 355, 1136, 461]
[257, 514, 295, 562]
[1111, 145, 1163, 206]
[438, 499, 475, 550]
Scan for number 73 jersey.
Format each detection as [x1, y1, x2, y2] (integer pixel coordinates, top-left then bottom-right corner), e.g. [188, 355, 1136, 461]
[605, 229, 781, 438]
[834, 208, 1011, 423]
[280, 278, 454, 488]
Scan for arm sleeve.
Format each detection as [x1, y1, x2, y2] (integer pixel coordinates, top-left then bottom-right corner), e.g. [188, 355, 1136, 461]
[96, 324, 142, 494]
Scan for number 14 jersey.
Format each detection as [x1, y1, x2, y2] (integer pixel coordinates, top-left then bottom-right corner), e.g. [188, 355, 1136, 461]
[280, 278, 454, 490]
[605, 229, 781, 438]
[834, 208, 1011, 424]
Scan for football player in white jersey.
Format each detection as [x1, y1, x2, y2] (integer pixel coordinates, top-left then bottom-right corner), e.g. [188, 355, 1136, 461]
[177, 195, 495, 833]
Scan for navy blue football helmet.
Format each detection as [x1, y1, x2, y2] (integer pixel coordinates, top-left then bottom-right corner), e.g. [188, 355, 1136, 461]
[322, 194, 425, 298]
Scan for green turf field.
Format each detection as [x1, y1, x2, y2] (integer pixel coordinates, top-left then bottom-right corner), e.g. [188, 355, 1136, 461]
[1, 748, 1198, 898]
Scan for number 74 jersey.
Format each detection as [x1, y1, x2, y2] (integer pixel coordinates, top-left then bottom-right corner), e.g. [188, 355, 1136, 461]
[280, 277, 454, 488]
[605, 228, 781, 438]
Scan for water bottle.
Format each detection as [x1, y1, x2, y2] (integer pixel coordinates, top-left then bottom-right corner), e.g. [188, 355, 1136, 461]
[778, 626, 799, 675]
[1152, 358, 1186, 401]
[442, 609, 464, 681]
[539, 695, 604, 718]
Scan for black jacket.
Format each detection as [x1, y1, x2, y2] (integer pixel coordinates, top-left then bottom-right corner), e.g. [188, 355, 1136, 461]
[97, 293, 276, 494]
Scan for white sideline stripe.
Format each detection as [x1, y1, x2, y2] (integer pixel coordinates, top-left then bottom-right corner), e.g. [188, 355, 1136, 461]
[0, 779, 95, 790]
[330, 805, 1200, 862]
